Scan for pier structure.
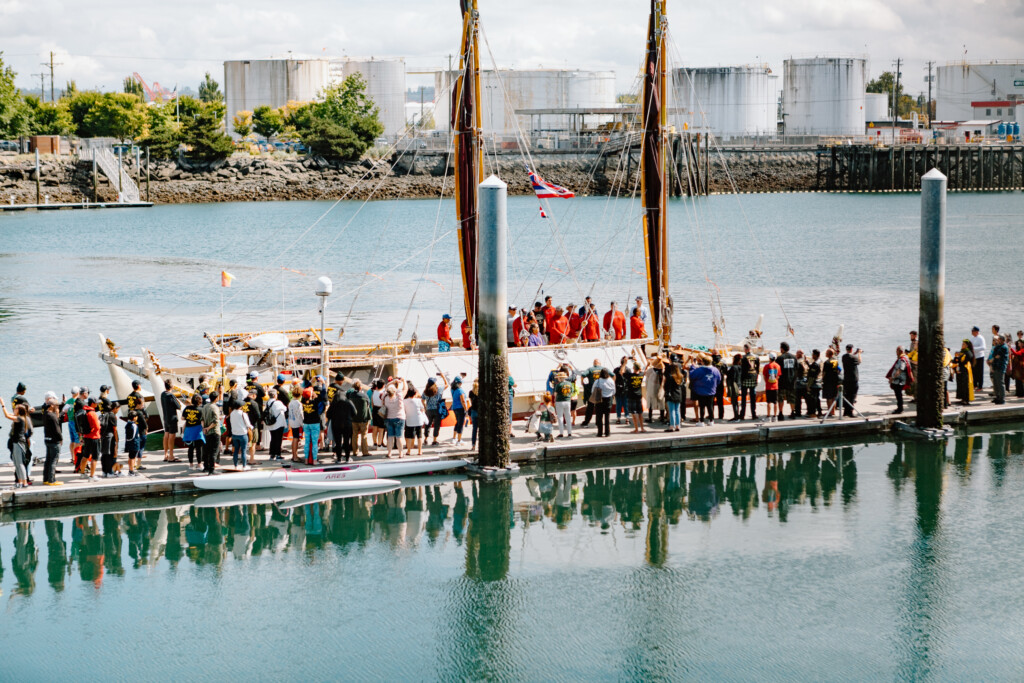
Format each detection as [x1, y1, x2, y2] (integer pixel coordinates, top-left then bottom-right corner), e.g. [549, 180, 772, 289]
[818, 144, 1024, 192]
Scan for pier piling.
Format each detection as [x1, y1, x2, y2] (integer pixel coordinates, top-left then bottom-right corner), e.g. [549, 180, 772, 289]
[917, 168, 947, 429]
[34, 148, 40, 204]
[477, 175, 510, 468]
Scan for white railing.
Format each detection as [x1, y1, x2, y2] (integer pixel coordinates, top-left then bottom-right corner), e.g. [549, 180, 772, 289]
[81, 145, 140, 203]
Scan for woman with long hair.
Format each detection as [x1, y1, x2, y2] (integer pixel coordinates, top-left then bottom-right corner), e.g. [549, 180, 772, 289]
[1, 399, 32, 487]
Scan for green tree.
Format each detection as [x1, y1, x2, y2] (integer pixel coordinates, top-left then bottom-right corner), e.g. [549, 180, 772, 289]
[63, 80, 77, 99]
[65, 90, 104, 137]
[181, 103, 233, 161]
[299, 74, 383, 160]
[198, 72, 222, 104]
[82, 92, 147, 140]
[866, 72, 903, 113]
[232, 110, 253, 138]
[24, 95, 74, 136]
[252, 104, 284, 140]
[124, 76, 145, 100]
[0, 52, 31, 139]
[136, 102, 181, 159]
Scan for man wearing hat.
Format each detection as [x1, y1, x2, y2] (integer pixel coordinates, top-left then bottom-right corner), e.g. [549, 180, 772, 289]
[437, 314, 454, 352]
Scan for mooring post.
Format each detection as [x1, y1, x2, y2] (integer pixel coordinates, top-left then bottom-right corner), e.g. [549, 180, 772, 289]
[92, 157, 98, 203]
[477, 174, 510, 468]
[34, 148, 40, 204]
[116, 146, 123, 201]
[917, 168, 947, 429]
[146, 147, 151, 202]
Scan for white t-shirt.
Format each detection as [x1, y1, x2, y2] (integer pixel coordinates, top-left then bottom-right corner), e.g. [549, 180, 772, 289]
[403, 397, 426, 427]
[287, 399, 303, 427]
[971, 334, 987, 359]
[229, 408, 252, 434]
[265, 399, 286, 431]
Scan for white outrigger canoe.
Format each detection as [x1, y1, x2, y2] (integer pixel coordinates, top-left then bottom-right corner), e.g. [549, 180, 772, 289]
[192, 456, 469, 491]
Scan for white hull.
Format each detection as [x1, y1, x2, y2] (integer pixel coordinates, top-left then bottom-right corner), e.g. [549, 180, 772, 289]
[192, 457, 467, 491]
[281, 477, 401, 491]
[358, 456, 469, 478]
[280, 483, 402, 509]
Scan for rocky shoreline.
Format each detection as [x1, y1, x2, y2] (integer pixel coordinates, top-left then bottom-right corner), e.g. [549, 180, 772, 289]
[0, 149, 819, 205]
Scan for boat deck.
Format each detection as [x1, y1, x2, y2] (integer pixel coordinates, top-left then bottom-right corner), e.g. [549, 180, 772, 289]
[3, 391, 1024, 511]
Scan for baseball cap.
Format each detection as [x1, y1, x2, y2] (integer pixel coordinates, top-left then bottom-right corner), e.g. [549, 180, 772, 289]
[248, 370, 259, 379]
[16, 382, 26, 392]
[86, 397, 97, 406]
[277, 374, 286, 383]
[100, 384, 110, 393]
[315, 375, 325, 381]
[442, 314, 452, 320]
[80, 386, 90, 394]
[131, 380, 141, 389]
[44, 391, 58, 402]
[972, 326, 980, 332]
[769, 353, 777, 360]
[334, 372, 345, 382]
[72, 385, 81, 394]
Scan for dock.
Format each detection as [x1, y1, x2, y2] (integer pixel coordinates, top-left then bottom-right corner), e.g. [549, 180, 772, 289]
[0, 201, 153, 212]
[3, 392, 1023, 512]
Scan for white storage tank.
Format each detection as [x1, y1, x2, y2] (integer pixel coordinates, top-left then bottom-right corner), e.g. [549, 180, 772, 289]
[672, 66, 777, 140]
[936, 61, 1024, 121]
[434, 69, 616, 134]
[782, 57, 867, 136]
[224, 59, 330, 136]
[330, 58, 407, 138]
[864, 93, 889, 122]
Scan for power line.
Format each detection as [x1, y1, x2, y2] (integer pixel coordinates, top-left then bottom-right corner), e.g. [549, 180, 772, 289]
[42, 51, 62, 103]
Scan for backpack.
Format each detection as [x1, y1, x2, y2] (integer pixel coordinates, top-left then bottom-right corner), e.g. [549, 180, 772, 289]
[437, 399, 449, 419]
[75, 408, 91, 435]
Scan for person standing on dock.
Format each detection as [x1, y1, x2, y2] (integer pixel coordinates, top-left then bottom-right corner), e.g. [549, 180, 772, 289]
[160, 380, 181, 463]
[348, 381, 372, 456]
[125, 380, 146, 468]
[822, 349, 842, 418]
[712, 353, 728, 421]
[989, 335, 1010, 405]
[970, 327, 987, 392]
[1010, 338, 1024, 398]
[689, 356, 721, 426]
[777, 342, 797, 421]
[805, 350, 823, 418]
[624, 361, 646, 433]
[63, 387, 82, 467]
[300, 388, 323, 464]
[42, 398, 62, 485]
[951, 341, 975, 406]
[553, 372, 575, 438]
[762, 354, 781, 422]
[603, 302, 626, 340]
[450, 377, 469, 446]
[885, 346, 913, 415]
[907, 331, 919, 401]
[593, 369, 616, 437]
[80, 398, 101, 480]
[841, 345, 862, 417]
[228, 401, 252, 468]
[1, 399, 32, 488]
[739, 345, 760, 420]
[200, 390, 223, 473]
[580, 359, 606, 427]
[727, 354, 743, 422]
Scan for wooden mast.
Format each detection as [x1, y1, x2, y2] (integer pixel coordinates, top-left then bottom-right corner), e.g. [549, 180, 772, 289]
[640, 0, 670, 342]
[453, 0, 483, 327]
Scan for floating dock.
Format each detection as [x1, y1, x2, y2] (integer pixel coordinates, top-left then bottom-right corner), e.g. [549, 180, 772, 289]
[3, 393, 1023, 512]
[0, 201, 153, 212]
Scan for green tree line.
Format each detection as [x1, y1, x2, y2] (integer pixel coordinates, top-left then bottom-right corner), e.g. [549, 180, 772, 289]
[1, 53, 383, 162]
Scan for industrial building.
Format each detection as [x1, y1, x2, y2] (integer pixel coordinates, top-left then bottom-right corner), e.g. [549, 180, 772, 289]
[671, 65, 777, 140]
[781, 57, 867, 136]
[433, 69, 617, 135]
[329, 58, 407, 137]
[935, 61, 1024, 121]
[224, 59, 330, 136]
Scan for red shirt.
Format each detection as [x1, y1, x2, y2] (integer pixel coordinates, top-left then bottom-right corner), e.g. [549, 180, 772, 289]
[629, 315, 645, 340]
[567, 312, 583, 340]
[437, 320, 452, 344]
[584, 313, 601, 341]
[541, 305, 555, 332]
[84, 407, 101, 440]
[512, 316, 525, 345]
[461, 319, 472, 349]
[605, 310, 626, 340]
[549, 315, 569, 344]
[763, 361, 781, 390]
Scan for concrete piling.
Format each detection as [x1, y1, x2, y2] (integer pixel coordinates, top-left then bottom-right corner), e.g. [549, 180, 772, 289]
[476, 175, 510, 468]
[917, 168, 947, 429]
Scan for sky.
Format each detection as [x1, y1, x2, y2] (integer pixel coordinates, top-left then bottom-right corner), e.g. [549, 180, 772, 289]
[2, 0, 1022, 98]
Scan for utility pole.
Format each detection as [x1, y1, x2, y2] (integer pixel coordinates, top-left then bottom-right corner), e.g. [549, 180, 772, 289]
[925, 61, 934, 128]
[42, 52, 62, 103]
[34, 72, 46, 102]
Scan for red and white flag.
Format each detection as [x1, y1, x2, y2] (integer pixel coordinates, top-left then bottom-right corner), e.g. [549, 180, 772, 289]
[528, 166, 574, 199]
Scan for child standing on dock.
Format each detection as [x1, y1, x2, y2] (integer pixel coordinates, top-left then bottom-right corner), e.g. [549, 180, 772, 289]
[533, 394, 556, 442]
[124, 410, 141, 476]
[763, 354, 781, 422]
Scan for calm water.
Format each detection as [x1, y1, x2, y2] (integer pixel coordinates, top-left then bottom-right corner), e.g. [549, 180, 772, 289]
[0, 191, 1022, 398]
[2, 431, 1024, 680]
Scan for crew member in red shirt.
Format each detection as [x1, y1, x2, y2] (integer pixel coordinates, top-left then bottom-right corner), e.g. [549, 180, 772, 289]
[541, 296, 555, 333]
[604, 301, 626, 340]
[583, 304, 601, 342]
[629, 307, 646, 339]
[437, 314, 453, 351]
[511, 308, 526, 347]
[548, 307, 569, 344]
[81, 398, 102, 479]
[567, 304, 583, 341]
[461, 319, 474, 350]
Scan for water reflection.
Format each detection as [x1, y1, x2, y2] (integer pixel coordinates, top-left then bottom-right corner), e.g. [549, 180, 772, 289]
[4, 432, 1024, 600]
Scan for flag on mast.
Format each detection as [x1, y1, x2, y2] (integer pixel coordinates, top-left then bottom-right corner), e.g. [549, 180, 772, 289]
[221, 271, 234, 288]
[527, 166, 575, 199]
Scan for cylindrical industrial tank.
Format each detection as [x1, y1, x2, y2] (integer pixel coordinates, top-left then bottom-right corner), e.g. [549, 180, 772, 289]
[864, 92, 889, 122]
[672, 66, 776, 139]
[782, 57, 867, 136]
[936, 61, 1024, 122]
[331, 58, 407, 138]
[224, 59, 331, 137]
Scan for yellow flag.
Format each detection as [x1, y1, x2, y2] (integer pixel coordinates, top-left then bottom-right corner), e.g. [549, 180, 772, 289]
[221, 271, 234, 288]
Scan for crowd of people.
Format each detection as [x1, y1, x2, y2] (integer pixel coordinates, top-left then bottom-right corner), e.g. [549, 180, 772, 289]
[4, 321, 1023, 489]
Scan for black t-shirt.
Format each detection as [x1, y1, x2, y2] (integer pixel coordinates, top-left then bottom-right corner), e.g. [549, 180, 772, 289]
[327, 391, 354, 425]
[663, 372, 684, 403]
[100, 411, 118, 437]
[126, 390, 144, 412]
[841, 353, 860, 384]
[806, 360, 822, 387]
[823, 359, 841, 389]
[181, 405, 203, 428]
[44, 411, 62, 442]
[161, 391, 180, 423]
[242, 398, 261, 423]
[741, 353, 760, 383]
[624, 370, 644, 399]
[777, 352, 797, 389]
[274, 383, 291, 406]
[301, 397, 321, 424]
